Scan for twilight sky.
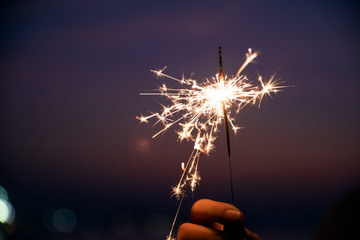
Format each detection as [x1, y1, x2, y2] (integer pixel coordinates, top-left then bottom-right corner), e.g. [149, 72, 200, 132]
[0, 1, 359, 239]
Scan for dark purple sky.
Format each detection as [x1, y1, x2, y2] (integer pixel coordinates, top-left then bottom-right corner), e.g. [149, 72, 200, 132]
[1, 1, 359, 239]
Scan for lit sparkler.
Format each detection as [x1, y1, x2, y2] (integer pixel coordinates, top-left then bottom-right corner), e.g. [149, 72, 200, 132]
[137, 48, 286, 239]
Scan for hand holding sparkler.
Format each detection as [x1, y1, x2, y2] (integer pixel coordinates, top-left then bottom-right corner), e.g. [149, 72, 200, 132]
[177, 199, 261, 240]
[138, 48, 287, 240]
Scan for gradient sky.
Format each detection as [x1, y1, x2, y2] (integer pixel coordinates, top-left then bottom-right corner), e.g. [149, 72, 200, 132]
[0, 1, 359, 239]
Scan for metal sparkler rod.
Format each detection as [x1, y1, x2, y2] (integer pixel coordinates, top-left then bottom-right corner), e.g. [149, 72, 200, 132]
[218, 47, 234, 204]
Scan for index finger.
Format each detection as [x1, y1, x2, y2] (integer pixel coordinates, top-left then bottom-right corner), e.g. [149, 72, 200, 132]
[190, 199, 244, 226]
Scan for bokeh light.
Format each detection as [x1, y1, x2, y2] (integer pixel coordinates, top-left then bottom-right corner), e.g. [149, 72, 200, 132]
[144, 213, 171, 238]
[0, 200, 15, 225]
[0, 187, 8, 202]
[51, 209, 77, 234]
[111, 212, 137, 237]
[0, 186, 15, 225]
[0, 200, 10, 224]
[134, 137, 151, 153]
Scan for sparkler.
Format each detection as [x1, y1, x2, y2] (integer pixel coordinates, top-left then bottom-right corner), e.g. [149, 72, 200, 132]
[137, 48, 286, 239]
[219, 47, 234, 205]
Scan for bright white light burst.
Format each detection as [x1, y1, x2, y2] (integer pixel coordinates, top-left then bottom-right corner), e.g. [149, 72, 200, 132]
[137, 48, 287, 240]
[138, 49, 285, 199]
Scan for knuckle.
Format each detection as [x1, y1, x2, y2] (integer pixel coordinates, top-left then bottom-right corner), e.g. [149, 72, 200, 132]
[190, 199, 212, 222]
[177, 223, 192, 240]
[191, 199, 211, 214]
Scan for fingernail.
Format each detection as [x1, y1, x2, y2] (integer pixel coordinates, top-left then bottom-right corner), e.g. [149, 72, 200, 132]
[224, 209, 241, 221]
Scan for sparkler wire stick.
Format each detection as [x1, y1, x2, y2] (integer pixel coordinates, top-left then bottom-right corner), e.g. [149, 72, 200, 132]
[219, 47, 234, 204]
[138, 47, 288, 240]
[167, 194, 184, 240]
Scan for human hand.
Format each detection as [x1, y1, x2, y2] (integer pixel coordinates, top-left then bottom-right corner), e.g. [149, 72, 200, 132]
[177, 199, 261, 240]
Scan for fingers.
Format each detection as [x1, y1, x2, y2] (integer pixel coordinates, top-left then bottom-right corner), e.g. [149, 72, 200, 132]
[190, 199, 244, 226]
[245, 228, 262, 240]
[177, 223, 262, 240]
[178, 199, 262, 240]
[177, 222, 225, 240]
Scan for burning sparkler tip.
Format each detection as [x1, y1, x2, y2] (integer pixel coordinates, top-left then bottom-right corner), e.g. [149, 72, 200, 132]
[139, 48, 288, 240]
[171, 186, 184, 200]
[151, 66, 168, 77]
[136, 115, 147, 123]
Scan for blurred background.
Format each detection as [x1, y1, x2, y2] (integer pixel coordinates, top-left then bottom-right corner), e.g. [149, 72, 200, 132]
[0, 1, 359, 239]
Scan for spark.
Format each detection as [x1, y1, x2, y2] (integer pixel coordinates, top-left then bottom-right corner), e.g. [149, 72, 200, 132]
[137, 48, 286, 239]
